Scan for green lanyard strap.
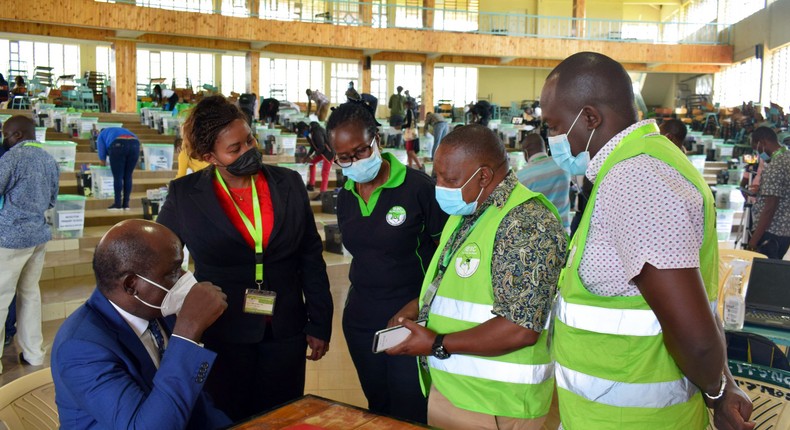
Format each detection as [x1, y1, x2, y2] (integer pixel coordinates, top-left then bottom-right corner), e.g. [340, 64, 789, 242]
[214, 169, 265, 288]
[24, 142, 43, 148]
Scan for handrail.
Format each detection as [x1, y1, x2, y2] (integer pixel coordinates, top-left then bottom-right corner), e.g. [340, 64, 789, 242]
[99, 0, 731, 45]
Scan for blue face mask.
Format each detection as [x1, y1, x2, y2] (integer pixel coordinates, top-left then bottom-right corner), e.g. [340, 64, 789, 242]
[548, 109, 596, 176]
[435, 167, 484, 216]
[342, 142, 382, 184]
[759, 151, 771, 162]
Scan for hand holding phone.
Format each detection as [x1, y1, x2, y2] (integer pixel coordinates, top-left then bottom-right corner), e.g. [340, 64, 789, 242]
[372, 319, 427, 353]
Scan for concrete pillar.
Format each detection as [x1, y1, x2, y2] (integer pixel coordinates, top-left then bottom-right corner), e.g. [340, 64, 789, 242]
[573, 0, 586, 38]
[79, 43, 97, 76]
[360, 0, 373, 26]
[421, 58, 434, 120]
[423, 0, 435, 29]
[111, 40, 136, 113]
[246, 51, 260, 94]
[360, 57, 371, 94]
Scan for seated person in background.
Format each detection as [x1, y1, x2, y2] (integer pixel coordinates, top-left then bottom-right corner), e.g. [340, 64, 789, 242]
[0, 73, 9, 103]
[52, 220, 231, 430]
[517, 133, 571, 232]
[176, 137, 210, 179]
[660, 118, 688, 152]
[470, 100, 492, 127]
[11, 76, 26, 96]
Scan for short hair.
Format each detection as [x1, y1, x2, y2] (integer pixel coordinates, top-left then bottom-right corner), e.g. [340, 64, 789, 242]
[3, 116, 36, 139]
[547, 52, 637, 123]
[93, 229, 155, 293]
[440, 124, 507, 167]
[326, 101, 379, 141]
[752, 126, 778, 144]
[522, 133, 546, 153]
[182, 95, 247, 159]
[660, 119, 687, 143]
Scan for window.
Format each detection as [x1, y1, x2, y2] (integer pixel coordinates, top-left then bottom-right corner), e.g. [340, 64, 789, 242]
[330, 62, 359, 104]
[98, 0, 213, 13]
[434, 66, 477, 108]
[0, 39, 80, 83]
[663, 0, 718, 43]
[713, 58, 762, 107]
[393, 0, 422, 29]
[96, 46, 112, 80]
[719, 0, 765, 25]
[370, 64, 387, 106]
[769, 44, 790, 108]
[394, 64, 422, 103]
[259, 57, 324, 102]
[221, 55, 246, 95]
[434, 0, 478, 32]
[137, 49, 214, 91]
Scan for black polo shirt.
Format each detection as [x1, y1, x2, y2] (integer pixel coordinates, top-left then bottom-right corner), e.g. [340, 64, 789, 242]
[337, 152, 448, 330]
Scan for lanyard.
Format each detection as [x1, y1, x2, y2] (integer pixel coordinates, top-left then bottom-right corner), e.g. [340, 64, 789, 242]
[419, 210, 488, 318]
[24, 142, 42, 148]
[214, 169, 265, 288]
[772, 147, 787, 160]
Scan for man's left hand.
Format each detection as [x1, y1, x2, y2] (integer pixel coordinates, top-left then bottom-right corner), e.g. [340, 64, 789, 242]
[711, 384, 756, 430]
[386, 318, 436, 357]
[306, 335, 329, 361]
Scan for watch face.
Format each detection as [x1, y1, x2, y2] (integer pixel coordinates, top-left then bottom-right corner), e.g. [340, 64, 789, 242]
[433, 345, 451, 360]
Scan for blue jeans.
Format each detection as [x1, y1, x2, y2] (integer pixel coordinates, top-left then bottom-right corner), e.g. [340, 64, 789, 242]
[108, 138, 140, 207]
[756, 231, 790, 259]
[431, 122, 449, 160]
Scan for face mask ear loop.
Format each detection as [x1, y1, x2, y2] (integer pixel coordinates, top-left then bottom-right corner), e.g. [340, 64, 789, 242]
[460, 167, 483, 190]
[568, 109, 584, 136]
[585, 128, 596, 152]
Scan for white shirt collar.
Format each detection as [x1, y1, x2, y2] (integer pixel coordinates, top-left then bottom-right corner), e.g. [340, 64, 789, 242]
[109, 300, 150, 340]
[528, 151, 548, 163]
[586, 119, 657, 183]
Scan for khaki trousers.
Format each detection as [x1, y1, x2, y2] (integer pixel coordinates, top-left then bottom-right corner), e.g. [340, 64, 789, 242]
[0, 244, 47, 372]
[427, 385, 548, 430]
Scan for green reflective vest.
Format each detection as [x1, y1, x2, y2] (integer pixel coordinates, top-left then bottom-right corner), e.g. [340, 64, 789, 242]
[420, 183, 559, 418]
[553, 123, 719, 429]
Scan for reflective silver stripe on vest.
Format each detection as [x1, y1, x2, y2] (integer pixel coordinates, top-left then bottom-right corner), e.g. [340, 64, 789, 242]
[431, 296, 495, 324]
[556, 296, 662, 336]
[429, 354, 554, 385]
[555, 363, 698, 408]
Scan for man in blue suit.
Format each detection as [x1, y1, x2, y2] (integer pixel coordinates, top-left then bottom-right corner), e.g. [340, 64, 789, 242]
[52, 220, 232, 429]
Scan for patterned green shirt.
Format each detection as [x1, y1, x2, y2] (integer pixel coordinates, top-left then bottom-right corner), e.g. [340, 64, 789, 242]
[440, 171, 567, 331]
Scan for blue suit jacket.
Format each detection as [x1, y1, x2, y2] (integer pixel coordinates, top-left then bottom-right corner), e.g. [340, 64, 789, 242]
[52, 289, 231, 430]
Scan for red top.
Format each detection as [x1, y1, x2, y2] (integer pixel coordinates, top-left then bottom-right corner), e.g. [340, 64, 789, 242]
[213, 171, 274, 249]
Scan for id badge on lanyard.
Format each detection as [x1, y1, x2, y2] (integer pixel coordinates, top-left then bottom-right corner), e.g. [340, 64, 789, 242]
[215, 170, 276, 315]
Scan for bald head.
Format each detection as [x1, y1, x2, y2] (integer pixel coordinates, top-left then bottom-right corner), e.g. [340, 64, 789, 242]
[659, 119, 687, 150]
[440, 124, 507, 168]
[2, 116, 36, 148]
[522, 133, 546, 157]
[546, 52, 638, 125]
[93, 220, 181, 294]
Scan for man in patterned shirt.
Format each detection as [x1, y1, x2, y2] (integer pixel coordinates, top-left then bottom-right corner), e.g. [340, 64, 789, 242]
[747, 126, 790, 259]
[542, 51, 753, 430]
[387, 124, 567, 429]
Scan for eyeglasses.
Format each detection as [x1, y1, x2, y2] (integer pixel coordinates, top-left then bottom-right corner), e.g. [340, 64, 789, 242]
[334, 137, 376, 168]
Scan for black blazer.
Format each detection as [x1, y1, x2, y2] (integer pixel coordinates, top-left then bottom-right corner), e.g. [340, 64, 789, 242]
[157, 164, 333, 344]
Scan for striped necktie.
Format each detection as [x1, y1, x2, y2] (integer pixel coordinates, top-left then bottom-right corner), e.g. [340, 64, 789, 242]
[148, 320, 166, 359]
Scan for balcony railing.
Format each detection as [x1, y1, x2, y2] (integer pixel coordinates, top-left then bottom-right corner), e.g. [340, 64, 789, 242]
[100, 0, 732, 45]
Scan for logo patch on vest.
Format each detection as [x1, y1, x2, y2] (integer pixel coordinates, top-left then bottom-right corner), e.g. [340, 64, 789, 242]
[455, 243, 481, 278]
[386, 206, 407, 226]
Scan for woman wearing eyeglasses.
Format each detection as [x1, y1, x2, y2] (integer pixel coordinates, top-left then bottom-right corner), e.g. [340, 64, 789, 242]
[327, 101, 448, 424]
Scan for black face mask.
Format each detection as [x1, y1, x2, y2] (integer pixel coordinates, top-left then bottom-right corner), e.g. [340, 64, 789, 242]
[1, 137, 12, 151]
[222, 147, 263, 177]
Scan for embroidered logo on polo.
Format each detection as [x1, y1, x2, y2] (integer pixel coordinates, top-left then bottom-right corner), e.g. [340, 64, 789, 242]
[386, 206, 407, 226]
[455, 243, 481, 278]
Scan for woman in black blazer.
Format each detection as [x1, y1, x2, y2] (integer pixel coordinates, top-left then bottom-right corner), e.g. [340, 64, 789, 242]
[157, 96, 333, 422]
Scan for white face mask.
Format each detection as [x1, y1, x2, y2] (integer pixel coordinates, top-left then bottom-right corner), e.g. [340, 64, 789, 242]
[134, 271, 197, 316]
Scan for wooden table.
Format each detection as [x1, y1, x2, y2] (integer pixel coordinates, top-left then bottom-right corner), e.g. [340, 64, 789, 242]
[230, 395, 430, 429]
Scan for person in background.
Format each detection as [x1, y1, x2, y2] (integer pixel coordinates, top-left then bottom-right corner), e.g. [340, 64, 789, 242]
[660, 118, 689, 152]
[327, 101, 447, 424]
[424, 112, 448, 161]
[470, 100, 492, 127]
[176, 136, 210, 179]
[388, 125, 566, 429]
[0, 116, 59, 373]
[259, 98, 280, 126]
[51, 220, 231, 430]
[388, 86, 406, 130]
[0, 73, 9, 103]
[306, 89, 330, 121]
[403, 100, 423, 170]
[90, 123, 100, 153]
[747, 126, 790, 259]
[153, 85, 179, 112]
[97, 127, 141, 210]
[10, 76, 27, 109]
[541, 51, 753, 429]
[404, 90, 417, 119]
[157, 96, 333, 421]
[517, 133, 572, 232]
[295, 121, 335, 198]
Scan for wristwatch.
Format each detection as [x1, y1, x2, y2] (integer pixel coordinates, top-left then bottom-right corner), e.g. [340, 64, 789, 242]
[431, 334, 451, 360]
